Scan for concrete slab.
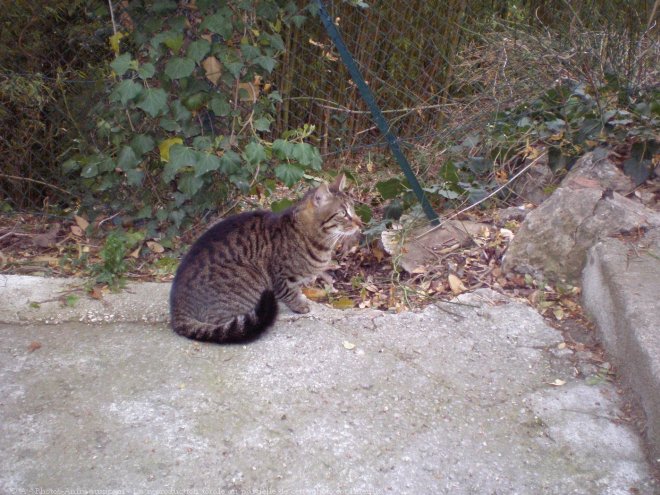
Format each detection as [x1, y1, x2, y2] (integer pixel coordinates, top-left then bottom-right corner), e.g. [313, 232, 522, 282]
[583, 227, 660, 461]
[0, 275, 169, 324]
[0, 276, 657, 493]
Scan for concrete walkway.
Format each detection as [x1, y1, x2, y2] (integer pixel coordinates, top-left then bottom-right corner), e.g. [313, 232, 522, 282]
[0, 275, 657, 494]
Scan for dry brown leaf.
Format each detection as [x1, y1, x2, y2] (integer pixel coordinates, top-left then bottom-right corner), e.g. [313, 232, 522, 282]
[372, 244, 385, 262]
[32, 223, 61, 248]
[129, 246, 141, 259]
[146, 240, 165, 253]
[448, 274, 467, 295]
[27, 341, 42, 353]
[89, 287, 104, 300]
[74, 215, 89, 231]
[237, 82, 259, 102]
[202, 56, 222, 86]
[499, 228, 514, 241]
[70, 225, 84, 237]
[302, 287, 326, 301]
[32, 255, 58, 266]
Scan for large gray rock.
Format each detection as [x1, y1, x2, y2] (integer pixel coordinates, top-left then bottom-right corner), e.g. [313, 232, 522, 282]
[563, 147, 635, 194]
[504, 151, 659, 283]
[382, 220, 487, 273]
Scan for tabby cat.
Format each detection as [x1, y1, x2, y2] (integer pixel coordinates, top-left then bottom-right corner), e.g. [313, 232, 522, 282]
[170, 174, 361, 344]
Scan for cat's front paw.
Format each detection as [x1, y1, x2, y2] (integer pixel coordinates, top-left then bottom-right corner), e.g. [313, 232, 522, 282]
[286, 296, 310, 314]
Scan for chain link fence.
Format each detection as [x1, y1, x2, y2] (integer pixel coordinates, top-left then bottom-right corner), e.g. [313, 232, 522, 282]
[275, 0, 464, 157]
[1, 0, 656, 211]
[0, 1, 110, 211]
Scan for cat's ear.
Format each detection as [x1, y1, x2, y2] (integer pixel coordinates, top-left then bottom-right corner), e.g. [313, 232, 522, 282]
[312, 183, 331, 207]
[329, 174, 346, 193]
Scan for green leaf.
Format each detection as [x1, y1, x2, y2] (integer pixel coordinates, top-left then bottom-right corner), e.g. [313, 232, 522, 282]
[219, 150, 241, 174]
[150, 0, 177, 13]
[254, 55, 276, 73]
[355, 204, 373, 223]
[262, 33, 285, 51]
[192, 136, 213, 150]
[268, 90, 283, 103]
[125, 169, 145, 186]
[159, 118, 180, 132]
[196, 0, 216, 12]
[165, 57, 195, 79]
[224, 61, 244, 79]
[292, 142, 321, 169]
[210, 95, 231, 116]
[254, 117, 271, 132]
[164, 145, 198, 182]
[272, 139, 293, 159]
[271, 198, 294, 213]
[130, 134, 155, 156]
[240, 44, 261, 62]
[112, 79, 143, 105]
[290, 15, 306, 28]
[275, 163, 304, 186]
[200, 12, 233, 39]
[178, 173, 204, 196]
[623, 156, 653, 186]
[195, 153, 221, 177]
[466, 157, 491, 175]
[376, 177, 407, 200]
[61, 158, 80, 175]
[137, 63, 156, 80]
[81, 162, 99, 179]
[110, 53, 132, 76]
[183, 92, 207, 111]
[172, 99, 192, 122]
[309, 147, 322, 170]
[167, 16, 187, 32]
[187, 39, 211, 63]
[117, 145, 140, 170]
[244, 142, 267, 165]
[98, 156, 115, 173]
[424, 184, 460, 200]
[163, 33, 184, 52]
[137, 88, 168, 117]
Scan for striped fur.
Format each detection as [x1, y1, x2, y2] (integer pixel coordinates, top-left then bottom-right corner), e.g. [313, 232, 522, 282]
[170, 175, 361, 344]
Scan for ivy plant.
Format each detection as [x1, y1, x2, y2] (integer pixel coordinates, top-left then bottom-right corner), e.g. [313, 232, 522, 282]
[63, 0, 320, 236]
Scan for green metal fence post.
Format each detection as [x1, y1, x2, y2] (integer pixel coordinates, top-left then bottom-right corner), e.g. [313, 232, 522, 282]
[315, 0, 440, 225]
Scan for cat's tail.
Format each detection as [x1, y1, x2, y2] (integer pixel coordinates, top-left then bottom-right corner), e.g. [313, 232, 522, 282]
[171, 290, 278, 344]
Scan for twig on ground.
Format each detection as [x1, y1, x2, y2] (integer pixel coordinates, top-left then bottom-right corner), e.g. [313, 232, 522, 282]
[414, 152, 547, 241]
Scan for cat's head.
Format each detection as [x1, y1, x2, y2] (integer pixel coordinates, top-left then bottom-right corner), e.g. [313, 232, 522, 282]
[299, 174, 362, 240]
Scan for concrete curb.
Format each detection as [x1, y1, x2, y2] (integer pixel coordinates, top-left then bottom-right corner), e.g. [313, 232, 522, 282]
[0, 275, 170, 325]
[582, 228, 660, 461]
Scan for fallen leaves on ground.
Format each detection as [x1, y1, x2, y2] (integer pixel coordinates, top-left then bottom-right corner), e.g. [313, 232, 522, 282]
[0, 206, 591, 335]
